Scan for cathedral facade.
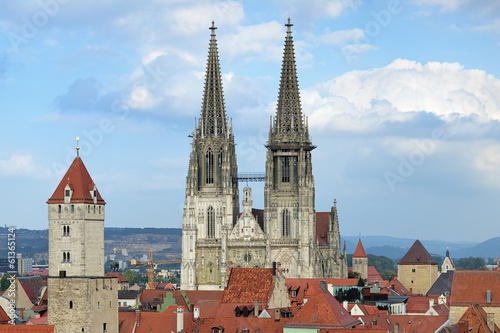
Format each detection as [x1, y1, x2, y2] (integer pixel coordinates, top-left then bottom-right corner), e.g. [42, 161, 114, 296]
[180, 21, 347, 291]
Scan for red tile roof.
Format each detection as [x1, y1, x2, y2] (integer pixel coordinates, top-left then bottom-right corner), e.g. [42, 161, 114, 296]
[361, 314, 447, 332]
[286, 278, 361, 306]
[405, 295, 438, 313]
[222, 268, 274, 304]
[118, 306, 192, 332]
[192, 316, 292, 333]
[17, 276, 45, 306]
[380, 277, 411, 296]
[287, 287, 360, 328]
[316, 212, 330, 245]
[353, 239, 367, 258]
[47, 156, 105, 204]
[456, 303, 500, 332]
[0, 307, 10, 324]
[398, 239, 437, 265]
[0, 326, 55, 332]
[451, 271, 500, 306]
[105, 272, 129, 283]
[367, 266, 383, 284]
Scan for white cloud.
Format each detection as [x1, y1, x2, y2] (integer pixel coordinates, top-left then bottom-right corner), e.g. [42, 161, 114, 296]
[319, 28, 364, 46]
[413, 0, 469, 12]
[276, 0, 361, 20]
[220, 21, 284, 61]
[471, 18, 500, 34]
[0, 154, 50, 178]
[305, 59, 500, 134]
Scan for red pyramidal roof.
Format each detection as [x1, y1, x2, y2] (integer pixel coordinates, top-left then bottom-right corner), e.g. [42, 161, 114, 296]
[47, 156, 105, 204]
[353, 239, 367, 258]
[398, 239, 437, 265]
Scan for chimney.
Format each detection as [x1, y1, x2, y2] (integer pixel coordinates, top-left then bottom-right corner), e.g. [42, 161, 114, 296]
[275, 309, 280, 321]
[487, 313, 495, 332]
[343, 300, 348, 310]
[320, 281, 327, 293]
[457, 320, 468, 333]
[487, 290, 492, 304]
[394, 322, 399, 333]
[177, 307, 183, 332]
[19, 308, 24, 319]
[135, 310, 141, 327]
[193, 306, 199, 321]
[429, 298, 435, 308]
[254, 300, 259, 317]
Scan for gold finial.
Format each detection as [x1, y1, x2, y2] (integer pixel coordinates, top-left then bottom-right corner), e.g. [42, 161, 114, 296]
[76, 136, 80, 157]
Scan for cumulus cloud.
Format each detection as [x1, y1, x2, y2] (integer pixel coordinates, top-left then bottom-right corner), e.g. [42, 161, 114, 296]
[276, 0, 361, 20]
[319, 28, 364, 46]
[56, 78, 101, 111]
[0, 154, 50, 178]
[306, 59, 500, 134]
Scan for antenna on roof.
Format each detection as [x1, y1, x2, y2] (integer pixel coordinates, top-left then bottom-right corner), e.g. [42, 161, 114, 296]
[76, 136, 80, 157]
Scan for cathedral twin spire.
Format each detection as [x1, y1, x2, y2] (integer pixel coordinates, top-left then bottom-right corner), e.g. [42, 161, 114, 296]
[270, 18, 310, 145]
[198, 21, 229, 138]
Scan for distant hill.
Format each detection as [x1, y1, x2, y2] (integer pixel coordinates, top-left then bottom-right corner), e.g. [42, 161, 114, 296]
[453, 237, 500, 259]
[342, 235, 478, 260]
[0, 226, 182, 264]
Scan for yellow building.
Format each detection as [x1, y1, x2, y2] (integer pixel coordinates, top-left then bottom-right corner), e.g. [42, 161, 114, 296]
[397, 239, 438, 295]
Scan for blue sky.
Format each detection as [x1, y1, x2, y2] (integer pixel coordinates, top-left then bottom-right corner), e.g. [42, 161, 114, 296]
[1, 0, 500, 242]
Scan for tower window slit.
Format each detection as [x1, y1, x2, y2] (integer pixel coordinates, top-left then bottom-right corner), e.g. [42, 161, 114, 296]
[207, 206, 215, 238]
[206, 149, 214, 184]
[282, 209, 290, 238]
[282, 156, 290, 183]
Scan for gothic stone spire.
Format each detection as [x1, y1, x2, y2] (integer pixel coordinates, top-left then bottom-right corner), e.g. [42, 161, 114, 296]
[200, 21, 227, 137]
[271, 19, 308, 144]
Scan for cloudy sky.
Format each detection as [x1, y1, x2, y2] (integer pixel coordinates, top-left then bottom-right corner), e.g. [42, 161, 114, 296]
[1, 0, 500, 242]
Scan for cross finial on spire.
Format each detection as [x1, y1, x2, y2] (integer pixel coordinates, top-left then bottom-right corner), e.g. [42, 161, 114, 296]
[76, 136, 80, 157]
[286, 17, 293, 35]
[210, 21, 217, 36]
[334, 198, 337, 207]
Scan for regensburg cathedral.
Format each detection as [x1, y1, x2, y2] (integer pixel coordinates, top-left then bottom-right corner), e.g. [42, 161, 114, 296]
[181, 20, 347, 290]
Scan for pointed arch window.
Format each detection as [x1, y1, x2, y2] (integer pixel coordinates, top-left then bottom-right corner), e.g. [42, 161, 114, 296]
[206, 149, 214, 184]
[282, 157, 290, 183]
[217, 150, 223, 185]
[207, 206, 215, 238]
[282, 209, 290, 238]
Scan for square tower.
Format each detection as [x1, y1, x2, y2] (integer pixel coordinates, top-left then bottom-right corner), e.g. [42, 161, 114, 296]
[47, 150, 118, 333]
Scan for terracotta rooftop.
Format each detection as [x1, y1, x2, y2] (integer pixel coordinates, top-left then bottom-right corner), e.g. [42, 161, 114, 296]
[17, 276, 45, 306]
[105, 272, 128, 283]
[439, 303, 500, 333]
[367, 266, 383, 284]
[405, 295, 439, 313]
[316, 212, 330, 245]
[353, 239, 367, 258]
[398, 239, 437, 265]
[380, 277, 411, 296]
[47, 156, 105, 204]
[118, 305, 192, 332]
[222, 268, 274, 304]
[0, 326, 55, 332]
[286, 287, 360, 328]
[361, 313, 448, 332]
[0, 306, 10, 324]
[451, 271, 500, 306]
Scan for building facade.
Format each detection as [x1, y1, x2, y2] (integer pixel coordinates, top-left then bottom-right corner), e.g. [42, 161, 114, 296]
[47, 151, 118, 333]
[181, 20, 347, 291]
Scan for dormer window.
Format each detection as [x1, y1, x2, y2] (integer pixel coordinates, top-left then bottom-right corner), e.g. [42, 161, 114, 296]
[64, 184, 72, 204]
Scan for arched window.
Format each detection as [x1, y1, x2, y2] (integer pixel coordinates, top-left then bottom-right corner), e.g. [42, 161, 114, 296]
[282, 209, 290, 238]
[207, 206, 215, 238]
[67, 252, 70, 262]
[63, 252, 67, 262]
[206, 149, 214, 184]
[71, 205, 74, 213]
[58, 205, 62, 214]
[69, 301, 73, 309]
[67, 226, 70, 236]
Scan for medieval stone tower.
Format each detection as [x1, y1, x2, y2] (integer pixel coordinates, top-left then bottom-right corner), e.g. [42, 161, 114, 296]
[352, 239, 368, 280]
[181, 20, 347, 291]
[47, 148, 118, 333]
[180, 22, 239, 291]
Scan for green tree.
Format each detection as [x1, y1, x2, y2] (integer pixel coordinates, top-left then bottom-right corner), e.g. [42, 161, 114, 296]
[0, 274, 12, 291]
[456, 257, 486, 270]
[123, 269, 140, 285]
